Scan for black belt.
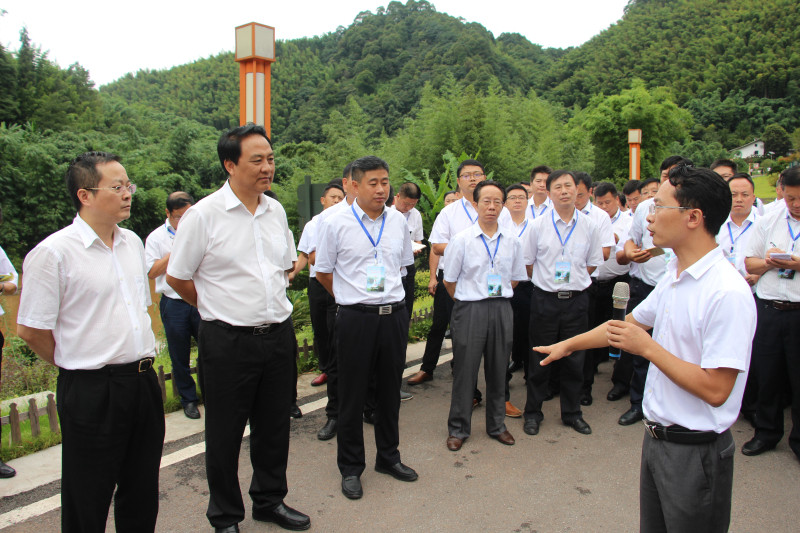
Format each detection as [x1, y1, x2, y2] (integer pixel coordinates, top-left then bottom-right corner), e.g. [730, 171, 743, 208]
[209, 319, 286, 335]
[643, 419, 718, 444]
[65, 357, 155, 376]
[533, 286, 586, 300]
[341, 301, 405, 315]
[767, 300, 800, 311]
[594, 274, 630, 286]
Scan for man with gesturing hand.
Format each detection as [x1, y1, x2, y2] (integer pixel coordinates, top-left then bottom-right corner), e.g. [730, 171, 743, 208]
[534, 165, 755, 533]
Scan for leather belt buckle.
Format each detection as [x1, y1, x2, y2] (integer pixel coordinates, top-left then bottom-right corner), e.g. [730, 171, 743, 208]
[254, 325, 272, 335]
[643, 420, 659, 439]
[378, 305, 392, 315]
[557, 291, 571, 300]
[138, 358, 153, 373]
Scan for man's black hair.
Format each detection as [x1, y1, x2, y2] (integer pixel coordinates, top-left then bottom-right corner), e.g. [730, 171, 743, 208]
[386, 185, 395, 206]
[166, 191, 194, 212]
[529, 165, 553, 181]
[573, 171, 593, 190]
[505, 183, 529, 198]
[638, 177, 660, 191]
[328, 177, 344, 188]
[593, 182, 618, 199]
[660, 155, 693, 172]
[350, 156, 389, 182]
[443, 190, 459, 201]
[782, 166, 800, 188]
[342, 162, 353, 179]
[728, 173, 755, 192]
[65, 151, 122, 211]
[710, 159, 738, 174]
[457, 159, 485, 178]
[473, 180, 506, 203]
[546, 170, 577, 190]
[398, 182, 421, 200]
[323, 183, 344, 196]
[667, 165, 731, 236]
[217, 123, 271, 175]
[622, 180, 641, 196]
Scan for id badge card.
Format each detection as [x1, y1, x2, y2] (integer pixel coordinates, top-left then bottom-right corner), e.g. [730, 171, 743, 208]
[366, 264, 386, 292]
[663, 249, 675, 263]
[487, 273, 502, 297]
[554, 261, 571, 284]
[726, 252, 737, 267]
[778, 268, 796, 280]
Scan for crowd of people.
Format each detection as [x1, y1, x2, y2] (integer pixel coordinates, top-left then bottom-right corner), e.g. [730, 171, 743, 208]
[3, 122, 798, 533]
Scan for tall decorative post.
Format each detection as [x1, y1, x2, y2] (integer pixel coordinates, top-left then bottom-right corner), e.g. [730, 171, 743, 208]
[235, 23, 276, 134]
[628, 129, 642, 181]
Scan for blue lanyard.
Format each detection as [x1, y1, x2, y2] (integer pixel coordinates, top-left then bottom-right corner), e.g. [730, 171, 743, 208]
[612, 210, 622, 224]
[530, 204, 547, 219]
[517, 219, 529, 238]
[551, 209, 578, 253]
[788, 216, 800, 251]
[462, 200, 476, 224]
[351, 205, 386, 260]
[726, 220, 752, 253]
[480, 234, 501, 270]
[166, 221, 176, 238]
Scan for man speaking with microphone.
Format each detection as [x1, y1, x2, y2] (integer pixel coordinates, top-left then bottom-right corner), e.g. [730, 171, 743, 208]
[534, 165, 755, 533]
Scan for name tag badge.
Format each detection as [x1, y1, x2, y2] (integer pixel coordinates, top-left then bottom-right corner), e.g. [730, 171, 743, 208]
[664, 249, 674, 263]
[487, 273, 503, 297]
[554, 261, 571, 284]
[366, 264, 386, 292]
[778, 268, 796, 280]
[727, 252, 737, 267]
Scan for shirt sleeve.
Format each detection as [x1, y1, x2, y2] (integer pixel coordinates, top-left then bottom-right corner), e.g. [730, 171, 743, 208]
[511, 238, 529, 281]
[143, 230, 161, 272]
[297, 220, 315, 255]
[314, 216, 337, 274]
[443, 233, 465, 283]
[400, 218, 414, 268]
[135, 235, 153, 307]
[166, 207, 208, 281]
[17, 245, 62, 330]
[586, 224, 605, 268]
[632, 280, 661, 328]
[629, 203, 646, 245]
[411, 210, 424, 241]
[0, 246, 18, 288]
[429, 210, 450, 245]
[699, 286, 755, 372]
[523, 220, 539, 266]
[744, 214, 769, 259]
[597, 214, 616, 248]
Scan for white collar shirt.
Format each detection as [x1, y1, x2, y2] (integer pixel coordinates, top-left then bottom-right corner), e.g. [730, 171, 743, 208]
[594, 208, 633, 280]
[306, 197, 353, 254]
[0, 245, 18, 316]
[632, 247, 756, 432]
[754, 197, 765, 215]
[315, 200, 413, 306]
[444, 224, 528, 301]
[144, 219, 181, 299]
[716, 209, 758, 283]
[429, 198, 478, 271]
[628, 198, 671, 286]
[297, 215, 319, 278]
[500, 214, 532, 241]
[167, 181, 297, 326]
[17, 215, 156, 369]
[523, 208, 604, 292]
[580, 201, 616, 248]
[763, 198, 785, 215]
[526, 196, 552, 220]
[393, 205, 424, 242]
[745, 205, 800, 302]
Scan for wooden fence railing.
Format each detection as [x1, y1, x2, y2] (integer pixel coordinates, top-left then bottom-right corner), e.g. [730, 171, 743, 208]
[1, 305, 435, 446]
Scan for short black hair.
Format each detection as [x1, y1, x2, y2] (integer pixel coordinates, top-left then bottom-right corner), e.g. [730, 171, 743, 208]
[660, 155, 693, 172]
[710, 159, 738, 174]
[166, 191, 194, 212]
[264, 189, 278, 200]
[328, 177, 344, 188]
[457, 159, 484, 178]
[350, 156, 389, 182]
[782, 166, 800, 188]
[593, 182, 618, 199]
[217, 123, 271, 175]
[619, 195, 627, 207]
[546, 170, 577, 191]
[386, 185, 395, 206]
[529, 165, 553, 181]
[505, 183, 528, 198]
[323, 183, 344, 196]
[473, 180, 506, 203]
[342, 162, 353, 179]
[65, 151, 122, 211]
[398, 182, 421, 200]
[622, 180, 641, 196]
[638, 177, 660, 191]
[728, 173, 755, 192]
[573, 171, 593, 190]
[443, 190, 459, 201]
[667, 165, 731, 236]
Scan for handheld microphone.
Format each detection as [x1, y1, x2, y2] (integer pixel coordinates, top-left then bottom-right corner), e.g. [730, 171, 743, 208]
[609, 282, 630, 359]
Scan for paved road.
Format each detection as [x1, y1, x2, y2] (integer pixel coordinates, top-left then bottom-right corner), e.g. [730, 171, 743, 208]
[2, 356, 799, 532]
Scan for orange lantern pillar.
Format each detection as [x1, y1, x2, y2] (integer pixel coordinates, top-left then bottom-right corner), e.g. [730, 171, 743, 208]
[628, 129, 642, 180]
[235, 23, 275, 135]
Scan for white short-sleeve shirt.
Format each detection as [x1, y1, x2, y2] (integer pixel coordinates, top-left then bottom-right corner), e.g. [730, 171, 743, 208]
[745, 204, 800, 302]
[628, 198, 671, 286]
[526, 197, 552, 221]
[0, 245, 18, 316]
[297, 216, 319, 278]
[166, 181, 297, 326]
[17, 215, 156, 369]
[429, 198, 479, 272]
[632, 246, 756, 432]
[594, 208, 633, 280]
[145, 219, 181, 299]
[715, 209, 758, 282]
[393, 206, 424, 242]
[443, 224, 528, 301]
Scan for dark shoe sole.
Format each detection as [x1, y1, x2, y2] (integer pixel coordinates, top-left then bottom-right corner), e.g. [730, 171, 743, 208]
[252, 514, 310, 531]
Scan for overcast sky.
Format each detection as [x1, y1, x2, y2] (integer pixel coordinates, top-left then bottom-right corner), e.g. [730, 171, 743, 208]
[0, 0, 629, 87]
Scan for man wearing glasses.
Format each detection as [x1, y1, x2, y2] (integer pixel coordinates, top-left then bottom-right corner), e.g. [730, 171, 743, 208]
[535, 165, 755, 533]
[18, 152, 165, 532]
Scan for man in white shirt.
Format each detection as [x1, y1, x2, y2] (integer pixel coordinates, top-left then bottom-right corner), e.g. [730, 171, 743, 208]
[741, 166, 800, 461]
[316, 156, 417, 500]
[526, 165, 553, 220]
[622, 180, 643, 217]
[763, 171, 785, 214]
[17, 151, 164, 532]
[166, 125, 309, 533]
[392, 181, 425, 320]
[443, 181, 528, 451]
[145, 191, 202, 420]
[523, 170, 604, 436]
[536, 165, 755, 533]
[0, 211, 19, 478]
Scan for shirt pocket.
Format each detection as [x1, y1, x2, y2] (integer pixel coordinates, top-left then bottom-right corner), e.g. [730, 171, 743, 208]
[380, 237, 402, 267]
[270, 234, 289, 268]
[134, 275, 148, 308]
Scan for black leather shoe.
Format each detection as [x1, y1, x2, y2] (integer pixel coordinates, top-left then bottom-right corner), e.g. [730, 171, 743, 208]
[580, 392, 593, 406]
[183, 401, 201, 419]
[618, 406, 644, 426]
[363, 411, 376, 425]
[508, 360, 523, 373]
[214, 525, 239, 533]
[742, 437, 778, 456]
[289, 403, 302, 419]
[375, 461, 418, 482]
[253, 502, 310, 531]
[0, 460, 16, 478]
[606, 384, 628, 402]
[523, 419, 540, 436]
[564, 417, 592, 435]
[317, 418, 337, 441]
[341, 475, 363, 499]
